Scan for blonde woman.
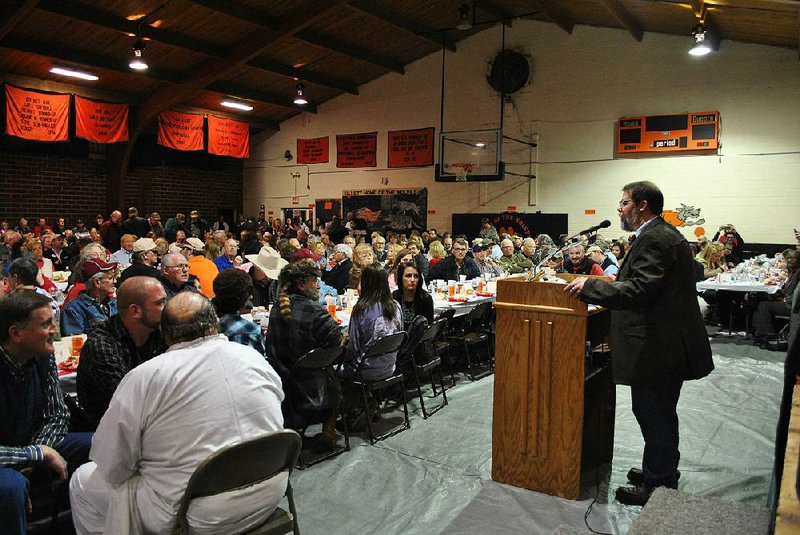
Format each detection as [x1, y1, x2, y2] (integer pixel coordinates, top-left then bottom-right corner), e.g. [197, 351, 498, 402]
[695, 242, 727, 279]
[349, 242, 375, 291]
[427, 240, 446, 268]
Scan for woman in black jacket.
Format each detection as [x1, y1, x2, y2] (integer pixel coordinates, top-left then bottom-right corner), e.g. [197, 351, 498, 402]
[391, 261, 434, 328]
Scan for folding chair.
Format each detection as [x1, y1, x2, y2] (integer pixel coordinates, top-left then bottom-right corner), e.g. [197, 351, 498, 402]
[172, 429, 302, 535]
[410, 318, 450, 418]
[290, 345, 350, 468]
[450, 301, 494, 380]
[343, 331, 410, 444]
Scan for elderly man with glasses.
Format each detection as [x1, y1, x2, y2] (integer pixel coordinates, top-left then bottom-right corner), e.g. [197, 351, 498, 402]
[62, 259, 119, 336]
[428, 237, 480, 281]
[158, 252, 201, 299]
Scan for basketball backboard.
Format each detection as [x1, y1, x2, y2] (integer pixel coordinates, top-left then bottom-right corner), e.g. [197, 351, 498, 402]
[435, 129, 504, 182]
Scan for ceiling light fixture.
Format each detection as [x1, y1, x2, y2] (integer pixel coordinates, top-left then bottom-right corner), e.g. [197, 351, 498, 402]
[50, 67, 98, 81]
[688, 23, 712, 56]
[456, 3, 473, 31]
[221, 100, 254, 112]
[293, 83, 307, 105]
[475, 142, 486, 148]
[129, 39, 148, 70]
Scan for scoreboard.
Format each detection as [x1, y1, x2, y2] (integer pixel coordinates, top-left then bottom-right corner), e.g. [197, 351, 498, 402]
[617, 111, 719, 154]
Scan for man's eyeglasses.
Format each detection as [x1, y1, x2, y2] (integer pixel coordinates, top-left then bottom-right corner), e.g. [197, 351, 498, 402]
[166, 264, 190, 271]
[453, 247, 467, 253]
[618, 199, 633, 208]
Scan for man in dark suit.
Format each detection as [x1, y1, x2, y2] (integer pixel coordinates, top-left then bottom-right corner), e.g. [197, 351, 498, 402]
[323, 243, 353, 294]
[565, 181, 713, 506]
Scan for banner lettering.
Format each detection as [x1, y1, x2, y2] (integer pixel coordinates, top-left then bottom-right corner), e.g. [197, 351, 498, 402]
[297, 136, 329, 164]
[157, 111, 204, 151]
[5, 85, 69, 142]
[208, 115, 249, 158]
[336, 132, 377, 168]
[387, 127, 434, 168]
[74, 96, 129, 143]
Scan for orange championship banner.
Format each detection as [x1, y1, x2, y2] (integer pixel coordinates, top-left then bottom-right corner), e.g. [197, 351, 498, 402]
[297, 136, 329, 164]
[74, 95, 129, 143]
[336, 132, 377, 168]
[208, 115, 249, 158]
[157, 110, 204, 151]
[387, 127, 434, 168]
[5, 85, 70, 142]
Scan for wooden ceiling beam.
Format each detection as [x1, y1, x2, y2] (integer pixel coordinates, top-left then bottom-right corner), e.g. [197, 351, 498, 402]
[1, 36, 182, 83]
[525, 0, 574, 34]
[294, 29, 405, 74]
[0, 71, 135, 103]
[208, 81, 317, 113]
[173, 105, 279, 132]
[37, 0, 227, 58]
[348, 0, 457, 51]
[183, 0, 280, 31]
[478, 1, 515, 27]
[104, 0, 351, 211]
[599, 0, 643, 41]
[0, 0, 39, 41]
[245, 57, 358, 95]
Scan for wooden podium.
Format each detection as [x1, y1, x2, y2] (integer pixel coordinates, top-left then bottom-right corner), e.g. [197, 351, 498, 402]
[491, 274, 615, 500]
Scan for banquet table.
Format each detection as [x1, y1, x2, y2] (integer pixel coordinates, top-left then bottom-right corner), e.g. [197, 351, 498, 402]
[54, 334, 85, 395]
[696, 280, 781, 294]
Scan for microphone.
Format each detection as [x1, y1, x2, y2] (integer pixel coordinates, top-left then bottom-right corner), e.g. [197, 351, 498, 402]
[578, 220, 611, 235]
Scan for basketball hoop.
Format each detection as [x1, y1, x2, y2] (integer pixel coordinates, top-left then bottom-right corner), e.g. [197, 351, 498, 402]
[451, 162, 474, 182]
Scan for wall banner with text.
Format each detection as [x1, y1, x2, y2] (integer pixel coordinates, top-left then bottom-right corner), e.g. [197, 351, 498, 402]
[74, 95, 129, 143]
[336, 132, 377, 168]
[208, 115, 249, 158]
[387, 127, 434, 168]
[157, 110, 204, 151]
[5, 85, 70, 142]
[297, 136, 330, 164]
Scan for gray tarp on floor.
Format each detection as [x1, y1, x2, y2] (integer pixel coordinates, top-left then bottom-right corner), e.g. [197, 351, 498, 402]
[289, 337, 784, 534]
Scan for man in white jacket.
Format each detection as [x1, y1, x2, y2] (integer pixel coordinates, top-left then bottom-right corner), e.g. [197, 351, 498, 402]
[69, 291, 286, 534]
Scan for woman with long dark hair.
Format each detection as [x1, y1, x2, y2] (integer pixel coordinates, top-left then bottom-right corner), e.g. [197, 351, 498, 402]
[392, 261, 434, 328]
[341, 264, 402, 381]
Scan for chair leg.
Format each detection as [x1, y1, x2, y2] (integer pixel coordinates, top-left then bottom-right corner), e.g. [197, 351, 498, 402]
[361, 384, 377, 444]
[286, 482, 300, 535]
[412, 363, 428, 418]
[399, 376, 410, 430]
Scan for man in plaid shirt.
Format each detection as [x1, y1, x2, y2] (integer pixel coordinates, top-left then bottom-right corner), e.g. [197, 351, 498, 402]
[0, 290, 93, 534]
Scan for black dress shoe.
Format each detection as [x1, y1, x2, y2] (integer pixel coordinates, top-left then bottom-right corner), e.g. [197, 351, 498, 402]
[615, 484, 653, 506]
[626, 467, 680, 487]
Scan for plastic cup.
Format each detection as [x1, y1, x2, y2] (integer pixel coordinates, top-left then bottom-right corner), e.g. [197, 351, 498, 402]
[327, 303, 338, 320]
[459, 274, 467, 282]
[448, 280, 456, 297]
[70, 336, 83, 357]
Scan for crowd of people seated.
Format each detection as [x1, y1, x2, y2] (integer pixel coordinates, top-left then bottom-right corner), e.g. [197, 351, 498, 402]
[2, 207, 798, 533]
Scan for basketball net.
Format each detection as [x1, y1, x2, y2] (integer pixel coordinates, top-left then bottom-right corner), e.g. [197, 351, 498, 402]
[451, 163, 473, 182]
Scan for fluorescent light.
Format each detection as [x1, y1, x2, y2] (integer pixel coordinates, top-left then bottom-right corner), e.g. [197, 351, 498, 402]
[50, 67, 98, 81]
[475, 142, 486, 148]
[221, 100, 253, 111]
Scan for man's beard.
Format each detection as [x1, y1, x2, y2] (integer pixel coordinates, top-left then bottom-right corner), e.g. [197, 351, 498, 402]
[620, 213, 637, 232]
[304, 286, 320, 301]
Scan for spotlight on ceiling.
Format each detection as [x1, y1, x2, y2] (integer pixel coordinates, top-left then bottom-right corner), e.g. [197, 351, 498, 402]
[293, 83, 308, 105]
[221, 100, 254, 112]
[129, 39, 148, 70]
[50, 67, 98, 81]
[688, 24, 712, 56]
[456, 3, 473, 31]
[284, 149, 293, 161]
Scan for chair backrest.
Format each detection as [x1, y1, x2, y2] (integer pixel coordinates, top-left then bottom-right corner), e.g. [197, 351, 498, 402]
[174, 429, 301, 531]
[397, 316, 429, 365]
[364, 331, 408, 359]
[419, 317, 447, 344]
[434, 308, 455, 324]
[292, 345, 343, 372]
[465, 301, 492, 329]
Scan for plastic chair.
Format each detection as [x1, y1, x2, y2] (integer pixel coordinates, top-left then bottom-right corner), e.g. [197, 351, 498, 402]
[409, 317, 450, 418]
[172, 429, 302, 535]
[344, 331, 410, 444]
[290, 346, 350, 468]
[450, 301, 494, 380]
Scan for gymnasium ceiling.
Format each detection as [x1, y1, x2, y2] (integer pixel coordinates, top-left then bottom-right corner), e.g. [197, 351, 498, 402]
[1, 0, 798, 134]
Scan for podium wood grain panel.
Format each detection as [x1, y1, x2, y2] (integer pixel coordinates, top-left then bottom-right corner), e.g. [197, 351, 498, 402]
[492, 275, 611, 500]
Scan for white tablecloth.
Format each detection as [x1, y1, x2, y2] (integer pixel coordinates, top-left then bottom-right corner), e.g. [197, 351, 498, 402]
[696, 280, 780, 294]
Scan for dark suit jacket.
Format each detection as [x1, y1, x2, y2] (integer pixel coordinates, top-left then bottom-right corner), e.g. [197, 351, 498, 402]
[323, 258, 352, 294]
[428, 255, 481, 281]
[580, 217, 713, 386]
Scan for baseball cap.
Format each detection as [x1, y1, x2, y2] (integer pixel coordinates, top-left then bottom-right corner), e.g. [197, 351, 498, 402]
[81, 258, 118, 279]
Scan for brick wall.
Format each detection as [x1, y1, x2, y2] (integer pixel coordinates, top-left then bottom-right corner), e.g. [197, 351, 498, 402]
[0, 149, 243, 227]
